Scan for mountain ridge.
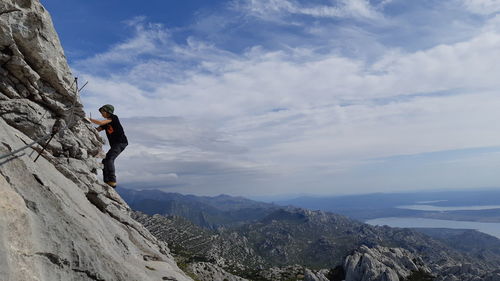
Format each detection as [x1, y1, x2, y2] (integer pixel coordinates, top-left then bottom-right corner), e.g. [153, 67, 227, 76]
[118, 187, 280, 228]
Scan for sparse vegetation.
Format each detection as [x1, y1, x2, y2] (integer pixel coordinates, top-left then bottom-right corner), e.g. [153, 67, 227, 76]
[174, 256, 202, 281]
[326, 266, 346, 281]
[404, 270, 435, 281]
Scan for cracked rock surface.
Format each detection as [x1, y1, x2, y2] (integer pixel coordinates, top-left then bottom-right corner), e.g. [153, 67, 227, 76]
[343, 245, 430, 281]
[0, 0, 192, 280]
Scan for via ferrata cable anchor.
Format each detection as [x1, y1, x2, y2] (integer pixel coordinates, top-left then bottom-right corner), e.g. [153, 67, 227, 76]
[33, 77, 81, 162]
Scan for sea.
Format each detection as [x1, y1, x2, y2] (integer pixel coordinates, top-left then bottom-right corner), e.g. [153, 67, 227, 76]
[366, 204, 500, 238]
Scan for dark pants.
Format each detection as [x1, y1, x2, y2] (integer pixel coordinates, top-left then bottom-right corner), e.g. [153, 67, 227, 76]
[102, 143, 127, 183]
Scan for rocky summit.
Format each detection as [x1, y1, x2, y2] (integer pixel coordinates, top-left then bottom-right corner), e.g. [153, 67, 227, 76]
[0, 1, 192, 280]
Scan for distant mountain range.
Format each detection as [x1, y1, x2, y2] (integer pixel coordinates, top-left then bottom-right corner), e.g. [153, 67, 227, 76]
[119, 188, 500, 281]
[274, 189, 500, 221]
[117, 187, 280, 228]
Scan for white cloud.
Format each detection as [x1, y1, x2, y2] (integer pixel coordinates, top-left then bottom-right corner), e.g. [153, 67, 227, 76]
[462, 0, 500, 14]
[230, 0, 384, 21]
[78, 4, 500, 195]
[79, 18, 171, 68]
[81, 24, 500, 118]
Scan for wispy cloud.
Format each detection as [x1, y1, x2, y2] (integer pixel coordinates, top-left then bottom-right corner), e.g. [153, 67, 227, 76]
[230, 0, 385, 21]
[462, 0, 500, 15]
[78, 18, 170, 67]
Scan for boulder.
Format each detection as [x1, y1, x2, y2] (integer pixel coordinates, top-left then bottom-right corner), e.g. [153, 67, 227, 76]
[344, 245, 431, 281]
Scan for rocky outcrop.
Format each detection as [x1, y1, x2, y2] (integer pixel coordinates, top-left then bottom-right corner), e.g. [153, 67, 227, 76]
[0, 0, 192, 280]
[436, 264, 500, 281]
[304, 268, 330, 281]
[0, 0, 100, 160]
[342, 245, 500, 281]
[343, 245, 431, 281]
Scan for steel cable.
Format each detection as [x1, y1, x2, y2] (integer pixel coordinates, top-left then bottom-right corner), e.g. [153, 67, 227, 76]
[0, 78, 88, 163]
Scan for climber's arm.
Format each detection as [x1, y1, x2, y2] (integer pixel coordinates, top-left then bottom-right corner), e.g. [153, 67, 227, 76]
[90, 118, 112, 126]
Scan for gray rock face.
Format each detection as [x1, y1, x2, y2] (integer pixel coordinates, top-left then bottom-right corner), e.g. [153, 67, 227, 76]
[0, 1, 193, 280]
[304, 268, 330, 281]
[344, 245, 431, 281]
[0, 0, 101, 164]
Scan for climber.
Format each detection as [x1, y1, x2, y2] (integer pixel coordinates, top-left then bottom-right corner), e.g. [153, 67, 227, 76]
[89, 104, 128, 188]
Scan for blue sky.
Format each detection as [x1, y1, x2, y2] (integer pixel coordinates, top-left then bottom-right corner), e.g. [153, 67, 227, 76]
[41, 0, 500, 196]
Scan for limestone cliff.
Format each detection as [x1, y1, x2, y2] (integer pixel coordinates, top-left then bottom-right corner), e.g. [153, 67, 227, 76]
[343, 245, 431, 281]
[0, 1, 192, 280]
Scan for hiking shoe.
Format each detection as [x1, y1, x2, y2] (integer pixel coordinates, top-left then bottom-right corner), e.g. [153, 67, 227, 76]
[105, 181, 117, 188]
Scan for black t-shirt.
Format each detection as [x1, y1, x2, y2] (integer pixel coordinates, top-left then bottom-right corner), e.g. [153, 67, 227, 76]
[99, 114, 128, 146]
